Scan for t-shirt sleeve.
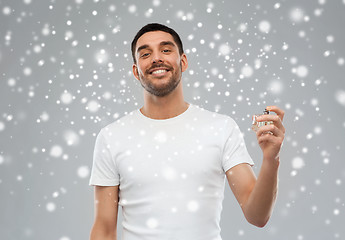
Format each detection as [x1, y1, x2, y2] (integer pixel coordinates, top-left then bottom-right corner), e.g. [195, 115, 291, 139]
[221, 117, 254, 173]
[89, 128, 120, 186]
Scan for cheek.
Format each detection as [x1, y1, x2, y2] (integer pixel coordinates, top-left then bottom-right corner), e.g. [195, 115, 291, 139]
[173, 57, 182, 68]
[137, 61, 150, 73]
[175, 60, 182, 70]
[136, 65, 145, 75]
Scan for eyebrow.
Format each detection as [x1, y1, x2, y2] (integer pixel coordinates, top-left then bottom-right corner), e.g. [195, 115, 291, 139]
[136, 41, 176, 53]
[137, 44, 149, 53]
[160, 41, 176, 48]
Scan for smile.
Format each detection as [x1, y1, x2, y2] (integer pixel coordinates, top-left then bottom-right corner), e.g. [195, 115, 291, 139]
[152, 69, 168, 74]
[149, 68, 171, 77]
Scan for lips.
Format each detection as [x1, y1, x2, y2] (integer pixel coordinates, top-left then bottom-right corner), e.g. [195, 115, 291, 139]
[151, 69, 168, 75]
[148, 65, 172, 75]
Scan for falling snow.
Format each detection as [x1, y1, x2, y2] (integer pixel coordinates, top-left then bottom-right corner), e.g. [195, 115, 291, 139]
[292, 157, 305, 169]
[289, 8, 305, 23]
[1, 1, 344, 240]
[77, 166, 90, 178]
[335, 90, 345, 107]
[46, 202, 56, 212]
[258, 20, 271, 34]
[146, 218, 158, 229]
[50, 145, 63, 158]
[187, 200, 199, 212]
[268, 80, 284, 95]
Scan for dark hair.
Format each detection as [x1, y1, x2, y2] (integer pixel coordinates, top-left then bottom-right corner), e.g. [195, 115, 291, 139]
[131, 23, 184, 63]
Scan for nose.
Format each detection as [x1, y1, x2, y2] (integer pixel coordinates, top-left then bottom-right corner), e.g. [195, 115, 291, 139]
[152, 52, 163, 63]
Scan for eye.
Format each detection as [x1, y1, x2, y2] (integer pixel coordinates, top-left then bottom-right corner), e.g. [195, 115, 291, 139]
[162, 49, 171, 53]
[140, 53, 150, 58]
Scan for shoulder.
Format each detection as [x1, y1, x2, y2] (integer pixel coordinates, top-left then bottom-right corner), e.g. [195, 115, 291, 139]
[99, 109, 140, 137]
[191, 104, 237, 128]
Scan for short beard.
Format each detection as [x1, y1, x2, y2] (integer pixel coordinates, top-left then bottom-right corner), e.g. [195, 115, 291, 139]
[139, 63, 182, 97]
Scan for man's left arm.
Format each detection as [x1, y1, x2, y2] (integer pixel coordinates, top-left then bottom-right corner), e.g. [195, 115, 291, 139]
[226, 106, 285, 227]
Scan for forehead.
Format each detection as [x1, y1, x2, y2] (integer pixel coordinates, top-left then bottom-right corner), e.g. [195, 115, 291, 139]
[136, 31, 176, 51]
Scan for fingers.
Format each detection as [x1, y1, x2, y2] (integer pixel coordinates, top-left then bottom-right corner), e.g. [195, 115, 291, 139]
[266, 106, 285, 121]
[256, 123, 284, 138]
[256, 114, 285, 134]
[257, 131, 284, 146]
[256, 124, 285, 148]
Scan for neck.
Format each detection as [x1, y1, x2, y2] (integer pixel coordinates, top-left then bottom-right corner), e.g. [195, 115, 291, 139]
[140, 82, 189, 119]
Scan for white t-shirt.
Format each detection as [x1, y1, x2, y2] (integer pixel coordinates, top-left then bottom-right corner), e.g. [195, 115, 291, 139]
[89, 104, 254, 240]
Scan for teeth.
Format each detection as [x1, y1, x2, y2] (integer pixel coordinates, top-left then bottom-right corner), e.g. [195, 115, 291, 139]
[152, 69, 167, 74]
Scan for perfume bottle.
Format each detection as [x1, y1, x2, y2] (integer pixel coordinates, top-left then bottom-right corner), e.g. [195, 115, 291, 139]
[251, 108, 274, 132]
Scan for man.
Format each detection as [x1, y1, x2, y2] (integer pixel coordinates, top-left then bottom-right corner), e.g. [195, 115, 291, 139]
[89, 23, 285, 240]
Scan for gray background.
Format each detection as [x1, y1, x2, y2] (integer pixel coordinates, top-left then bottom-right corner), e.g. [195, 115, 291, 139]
[1, 0, 345, 239]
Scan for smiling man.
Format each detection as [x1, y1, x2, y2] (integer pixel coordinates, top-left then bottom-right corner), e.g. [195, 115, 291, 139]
[133, 35, 185, 98]
[89, 23, 285, 240]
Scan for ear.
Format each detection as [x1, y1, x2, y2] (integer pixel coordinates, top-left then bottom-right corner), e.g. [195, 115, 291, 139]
[180, 53, 188, 73]
[132, 64, 140, 81]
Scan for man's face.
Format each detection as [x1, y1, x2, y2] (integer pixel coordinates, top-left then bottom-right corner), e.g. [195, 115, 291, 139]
[132, 31, 188, 97]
